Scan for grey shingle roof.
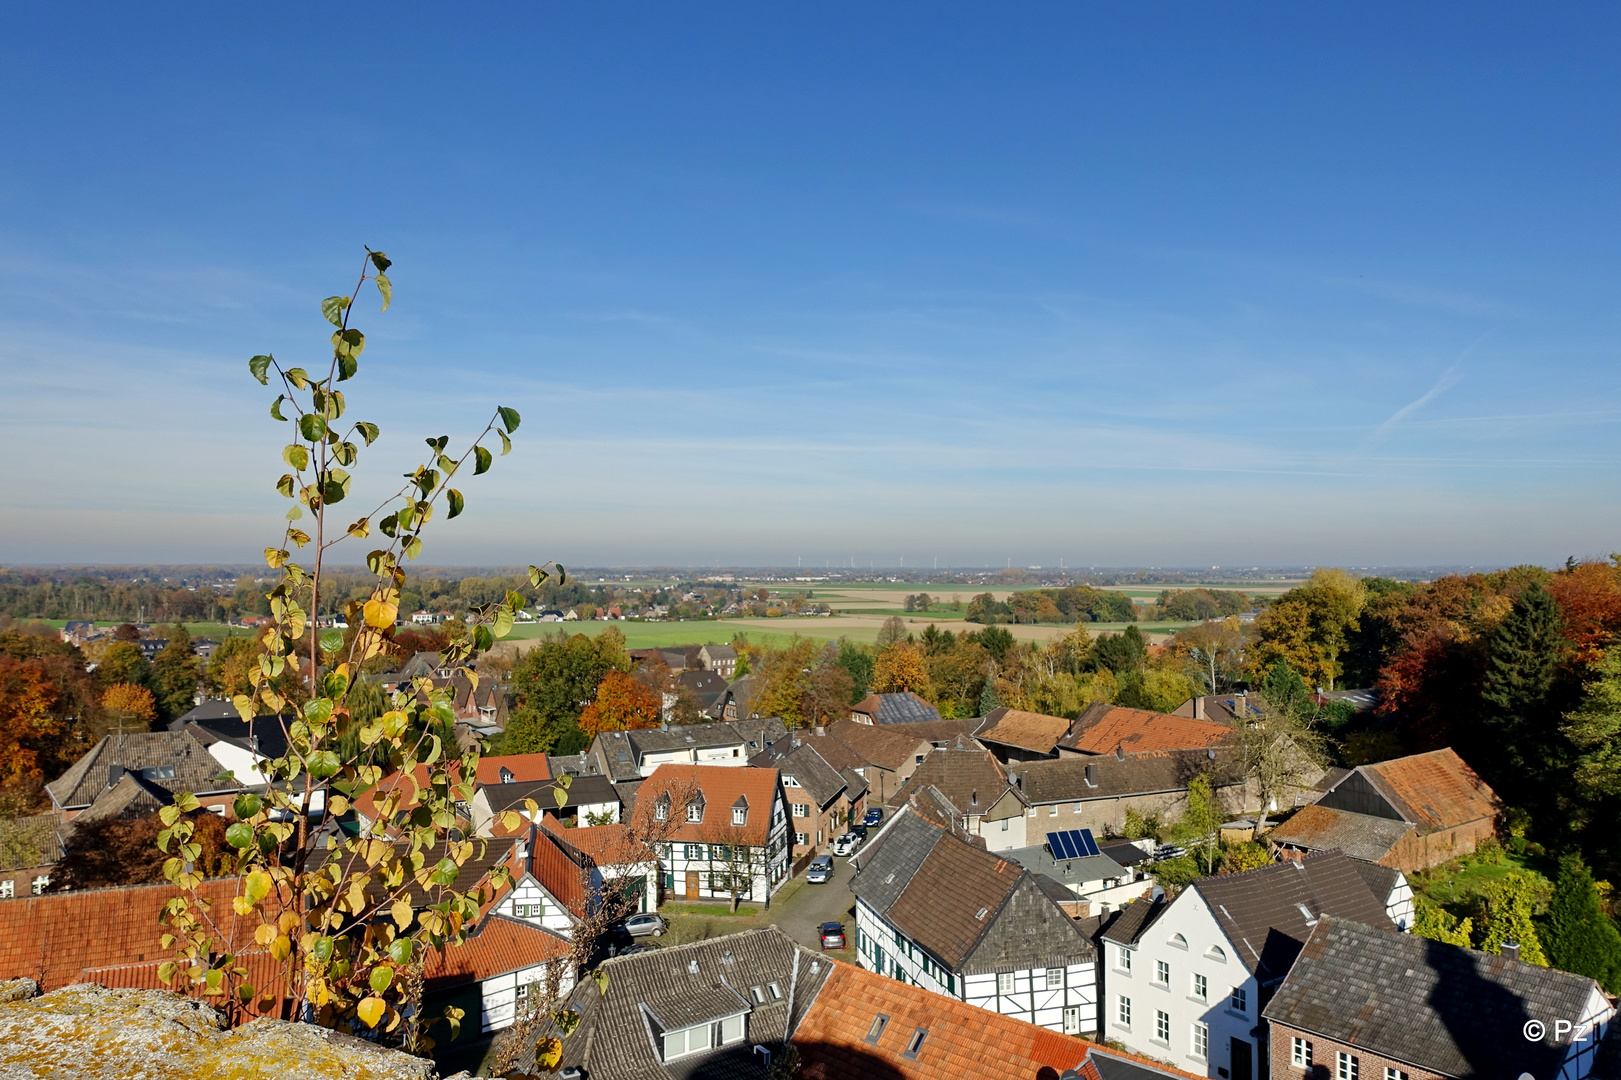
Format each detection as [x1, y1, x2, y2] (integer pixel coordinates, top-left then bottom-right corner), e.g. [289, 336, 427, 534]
[1348, 859, 1401, 906]
[46, 731, 243, 811]
[854, 692, 943, 725]
[1007, 749, 1247, 804]
[997, 844, 1128, 888]
[595, 719, 790, 781]
[527, 926, 833, 1080]
[850, 810, 944, 911]
[748, 742, 846, 809]
[1193, 850, 1394, 980]
[884, 747, 1012, 815]
[1263, 916, 1604, 1079]
[480, 774, 620, 813]
[1099, 895, 1168, 946]
[825, 719, 927, 772]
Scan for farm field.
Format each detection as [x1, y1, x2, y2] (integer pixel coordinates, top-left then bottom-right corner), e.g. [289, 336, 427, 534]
[34, 619, 250, 640]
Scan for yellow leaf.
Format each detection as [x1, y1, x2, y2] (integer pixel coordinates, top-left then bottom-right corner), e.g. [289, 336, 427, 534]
[233, 895, 254, 916]
[392, 900, 413, 932]
[245, 869, 272, 904]
[270, 935, 291, 962]
[357, 996, 387, 1029]
[363, 599, 399, 629]
[328, 795, 350, 816]
[535, 1037, 563, 1070]
[255, 923, 277, 947]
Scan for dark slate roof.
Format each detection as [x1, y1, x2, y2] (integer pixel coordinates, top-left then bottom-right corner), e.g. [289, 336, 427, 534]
[1266, 804, 1414, 862]
[853, 692, 943, 725]
[481, 774, 620, 813]
[850, 809, 945, 910]
[837, 766, 868, 803]
[46, 730, 242, 810]
[749, 742, 847, 809]
[1007, 749, 1246, 804]
[1264, 916, 1605, 1080]
[1348, 859, 1402, 905]
[1099, 896, 1168, 946]
[1100, 840, 1152, 868]
[1193, 850, 1395, 980]
[825, 719, 928, 772]
[951, 870, 1098, 975]
[884, 747, 1013, 815]
[169, 705, 293, 760]
[999, 844, 1128, 887]
[525, 926, 832, 1080]
[595, 718, 791, 781]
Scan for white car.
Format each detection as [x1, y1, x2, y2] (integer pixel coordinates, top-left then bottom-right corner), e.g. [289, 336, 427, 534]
[805, 855, 834, 883]
[831, 833, 861, 857]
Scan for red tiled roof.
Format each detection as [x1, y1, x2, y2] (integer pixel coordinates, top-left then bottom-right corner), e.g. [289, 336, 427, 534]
[421, 914, 570, 991]
[796, 960, 1092, 1080]
[977, 708, 1072, 754]
[630, 764, 781, 846]
[1359, 748, 1498, 833]
[475, 754, 552, 786]
[1062, 705, 1233, 755]
[539, 814, 657, 869]
[1076, 1045, 1209, 1080]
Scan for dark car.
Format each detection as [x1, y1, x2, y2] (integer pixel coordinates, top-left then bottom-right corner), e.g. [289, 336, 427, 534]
[862, 808, 883, 827]
[805, 855, 834, 883]
[819, 921, 846, 950]
[849, 823, 868, 841]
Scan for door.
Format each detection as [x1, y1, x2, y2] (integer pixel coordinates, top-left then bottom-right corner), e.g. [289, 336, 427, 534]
[685, 870, 698, 897]
[1062, 1006, 1081, 1035]
[1230, 1037, 1252, 1080]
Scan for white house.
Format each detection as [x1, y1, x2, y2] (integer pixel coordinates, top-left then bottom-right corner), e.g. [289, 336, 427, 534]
[850, 806, 1098, 1036]
[590, 719, 789, 782]
[1098, 851, 1400, 1080]
[632, 764, 791, 904]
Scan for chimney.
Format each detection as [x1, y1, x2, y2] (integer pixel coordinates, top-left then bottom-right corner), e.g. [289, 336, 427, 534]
[1115, 745, 1125, 762]
[1502, 939, 1520, 962]
[815, 724, 825, 737]
[1084, 764, 1097, 787]
[107, 765, 125, 788]
[1194, 697, 1205, 721]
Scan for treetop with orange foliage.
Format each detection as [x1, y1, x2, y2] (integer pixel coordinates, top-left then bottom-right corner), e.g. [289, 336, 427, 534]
[578, 669, 662, 734]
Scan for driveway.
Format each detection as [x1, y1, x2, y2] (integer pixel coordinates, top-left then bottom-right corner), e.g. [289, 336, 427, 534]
[771, 854, 858, 954]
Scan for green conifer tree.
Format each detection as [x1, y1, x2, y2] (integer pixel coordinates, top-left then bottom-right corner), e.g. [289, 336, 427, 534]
[149, 624, 204, 722]
[1544, 855, 1621, 992]
[1479, 582, 1569, 810]
[978, 681, 1000, 716]
[1413, 894, 1474, 947]
[1478, 871, 1549, 966]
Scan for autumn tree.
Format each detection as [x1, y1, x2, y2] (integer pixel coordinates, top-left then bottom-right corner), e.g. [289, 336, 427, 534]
[800, 646, 854, 728]
[1563, 643, 1621, 836]
[872, 641, 930, 697]
[876, 615, 908, 648]
[101, 683, 158, 733]
[150, 624, 204, 722]
[99, 641, 151, 689]
[1171, 773, 1222, 875]
[0, 660, 67, 785]
[1173, 621, 1244, 693]
[1413, 894, 1474, 947]
[57, 810, 230, 890]
[1249, 568, 1366, 690]
[500, 632, 628, 754]
[1240, 693, 1327, 835]
[578, 670, 661, 734]
[1477, 871, 1549, 965]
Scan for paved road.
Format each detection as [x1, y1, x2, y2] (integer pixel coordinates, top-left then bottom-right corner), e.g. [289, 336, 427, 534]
[768, 853, 859, 955]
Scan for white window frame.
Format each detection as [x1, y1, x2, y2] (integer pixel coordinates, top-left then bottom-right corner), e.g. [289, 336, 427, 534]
[1118, 945, 1132, 972]
[1292, 1037, 1313, 1067]
[686, 802, 703, 823]
[1154, 1009, 1169, 1044]
[1383, 1069, 1408, 1080]
[0, 880, 11, 899]
[792, 803, 809, 818]
[1045, 967, 1064, 990]
[30, 876, 47, 895]
[1192, 973, 1207, 1001]
[1192, 1021, 1208, 1059]
[996, 971, 1015, 995]
[1230, 986, 1246, 1012]
[1336, 1052, 1359, 1080]
[732, 806, 747, 825]
[1155, 959, 1169, 986]
[1116, 995, 1131, 1027]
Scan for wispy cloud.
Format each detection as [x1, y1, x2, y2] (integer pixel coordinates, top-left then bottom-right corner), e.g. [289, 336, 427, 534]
[1357, 334, 1494, 452]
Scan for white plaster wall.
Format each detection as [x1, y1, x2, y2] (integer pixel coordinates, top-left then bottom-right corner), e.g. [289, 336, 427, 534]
[481, 960, 577, 1033]
[496, 878, 575, 937]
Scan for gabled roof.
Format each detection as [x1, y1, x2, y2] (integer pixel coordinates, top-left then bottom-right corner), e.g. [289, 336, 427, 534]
[1058, 702, 1234, 756]
[976, 707, 1072, 754]
[475, 754, 552, 786]
[1007, 749, 1246, 804]
[528, 926, 831, 1079]
[1077, 1045, 1210, 1080]
[998, 843, 1129, 889]
[1347, 859, 1403, 906]
[1263, 916, 1607, 1079]
[539, 815, 658, 870]
[891, 784, 970, 838]
[881, 716, 989, 745]
[700, 644, 738, 660]
[66, 770, 174, 828]
[851, 810, 949, 912]
[852, 692, 942, 725]
[1099, 895, 1168, 947]
[169, 702, 293, 759]
[795, 957, 1092, 1080]
[1266, 803, 1415, 863]
[884, 747, 1012, 815]
[1352, 748, 1498, 833]
[481, 775, 619, 815]
[46, 730, 242, 811]
[422, 913, 571, 991]
[1191, 850, 1394, 980]
[749, 741, 847, 809]
[632, 764, 781, 846]
[827, 719, 929, 772]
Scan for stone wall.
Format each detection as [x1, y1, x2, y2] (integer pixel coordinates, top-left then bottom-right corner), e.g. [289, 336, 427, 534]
[0, 980, 470, 1080]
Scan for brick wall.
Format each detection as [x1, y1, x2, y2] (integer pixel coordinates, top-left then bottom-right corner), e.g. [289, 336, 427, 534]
[1270, 1021, 1444, 1080]
[1382, 818, 1495, 874]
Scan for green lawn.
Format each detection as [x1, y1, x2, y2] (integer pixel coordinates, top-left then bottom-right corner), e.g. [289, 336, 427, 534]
[1410, 848, 1554, 910]
[508, 620, 841, 650]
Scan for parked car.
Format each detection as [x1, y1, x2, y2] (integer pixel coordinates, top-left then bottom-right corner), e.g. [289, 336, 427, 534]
[831, 833, 861, 857]
[849, 823, 868, 841]
[805, 855, 834, 883]
[862, 808, 883, 827]
[622, 912, 667, 938]
[819, 921, 846, 950]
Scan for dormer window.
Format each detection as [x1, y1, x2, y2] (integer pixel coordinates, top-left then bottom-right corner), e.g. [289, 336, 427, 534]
[687, 794, 705, 823]
[654, 794, 671, 822]
[499, 767, 515, 784]
[732, 796, 749, 826]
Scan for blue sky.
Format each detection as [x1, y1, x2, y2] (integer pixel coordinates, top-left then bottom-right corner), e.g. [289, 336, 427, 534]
[2, 4, 1619, 568]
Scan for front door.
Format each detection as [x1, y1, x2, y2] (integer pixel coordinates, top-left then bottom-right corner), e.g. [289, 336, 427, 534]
[1230, 1037, 1253, 1080]
[685, 870, 699, 898]
[1062, 1006, 1081, 1035]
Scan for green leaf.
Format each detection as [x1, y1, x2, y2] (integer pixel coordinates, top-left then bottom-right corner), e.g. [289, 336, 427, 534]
[311, 936, 334, 962]
[436, 454, 457, 475]
[300, 414, 327, 442]
[321, 296, 350, 328]
[308, 750, 341, 779]
[159, 805, 181, 827]
[368, 250, 392, 273]
[473, 446, 492, 475]
[332, 328, 364, 358]
[370, 966, 395, 994]
[527, 565, 548, 588]
[225, 822, 254, 849]
[234, 793, 262, 819]
[473, 625, 494, 651]
[333, 441, 357, 466]
[379, 513, 399, 539]
[430, 858, 458, 886]
[249, 355, 273, 385]
[492, 607, 514, 639]
[286, 367, 309, 389]
[337, 353, 358, 381]
[318, 630, 343, 654]
[403, 536, 423, 560]
[283, 444, 309, 471]
[556, 564, 567, 585]
[286, 505, 303, 520]
[276, 474, 295, 498]
[270, 396, 288, 421]
[446, 489, 464, 519]
[355, 421, 380, 445]
[497, 430, 512, 456]
[375, 272, 392, 312]
[388, 938, 413, 965]
[497, 406, 521, 433]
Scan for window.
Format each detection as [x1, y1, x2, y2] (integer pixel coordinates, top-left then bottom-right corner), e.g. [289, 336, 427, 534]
[750, 986, 766, 1004]
[1155, 960, 1169, 986]
[732, 806, 747, 825]
[1000, 817, 1009, 832]
[1192, 1022, 1208, 1059]
[902, 1028, 927, 1060]
[1154, 1010, 1169, 1043]
[766, 982, 782, 1001]
[895, 927, 905, 946]
[0, 881, 11, 899]
[515, 902, 545, 918]
[1118, 946, 1132, 972]
[1207, 944, 1227, 961]
[915, 754, 924, 764]
[1063, 1006, 1081, 1034]
[794, 832, 808, 846]
[1073, 801, 1082, 812]
[662, 1023, 712, 1061]
[1384, 1070, 1409, 1080]
[1170, 932, 1188, 948]
[1045, 967, 1064, 990]
[1336, 1052, 1359, 1080]
[1192, 973, 1207, 1001]
[1230, 986, 1246, 1012]
[1116, 996, 1131, 1027]
[1049, 804, 1058, 816]
[1291, 1037, 1313, 1067]
[1028, 807, 1037, 817]
[30, 876, 47, 896]
[718, 1014, 745, 1045]
[997, 972, 1015, 995]
[654, 797, 669, 821]
[687, 801, 704, 822]
[793, 803, 809, 818]
[140, 764, 176, 780]
[683, 843, 704, 860]
[864, 1014, 889, 1044]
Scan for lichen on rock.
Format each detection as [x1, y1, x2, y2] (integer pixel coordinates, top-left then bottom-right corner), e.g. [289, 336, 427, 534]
[0, 983, 442, 1080]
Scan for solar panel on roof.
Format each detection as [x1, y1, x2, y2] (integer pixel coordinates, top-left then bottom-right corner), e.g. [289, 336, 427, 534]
[1046, 829, 1101, 860]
